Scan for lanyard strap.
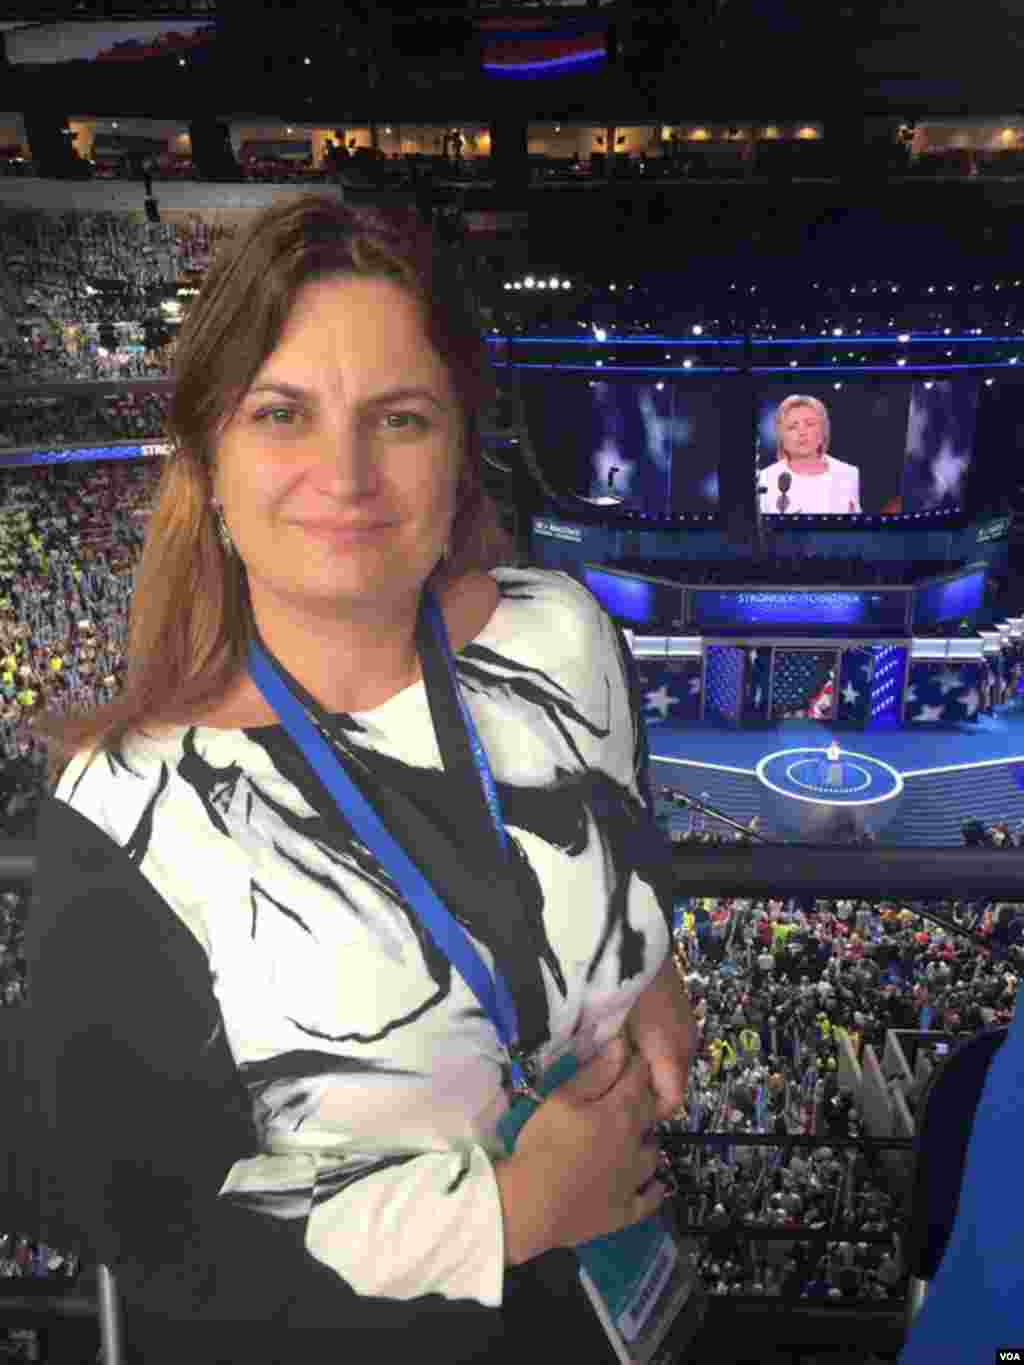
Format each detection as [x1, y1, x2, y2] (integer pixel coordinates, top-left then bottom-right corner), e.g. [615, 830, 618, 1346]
[418, 591, 507, 856]
[246, 588, 547, 1081]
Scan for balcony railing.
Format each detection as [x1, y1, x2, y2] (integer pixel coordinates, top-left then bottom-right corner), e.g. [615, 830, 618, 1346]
[1, 843, 1018, 1358]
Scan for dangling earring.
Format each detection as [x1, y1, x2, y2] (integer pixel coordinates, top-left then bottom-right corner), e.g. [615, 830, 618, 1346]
[211, 498, 234, 556]
[440, 541, 450, 564]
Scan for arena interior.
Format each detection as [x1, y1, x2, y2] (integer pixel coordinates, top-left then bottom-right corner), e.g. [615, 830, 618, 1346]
[1, 3, 1023, 1362]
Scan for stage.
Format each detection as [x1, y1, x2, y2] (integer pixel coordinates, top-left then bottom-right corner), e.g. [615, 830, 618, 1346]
[649, 707, 1024, 847]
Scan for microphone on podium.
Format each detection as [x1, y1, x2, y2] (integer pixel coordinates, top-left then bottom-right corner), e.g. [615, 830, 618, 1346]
[777, 471, 792, 514]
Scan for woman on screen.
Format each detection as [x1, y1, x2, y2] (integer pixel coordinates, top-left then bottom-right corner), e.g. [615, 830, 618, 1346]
[759, 395, 861, 515]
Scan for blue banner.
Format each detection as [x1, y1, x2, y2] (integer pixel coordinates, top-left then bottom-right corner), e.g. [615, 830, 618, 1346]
[837, 645, 872, 726]
[906, 660, 985, 725]
[691, 587, 909, 632]
[636, 659, 702, 726]
[704, 644, 744, 723]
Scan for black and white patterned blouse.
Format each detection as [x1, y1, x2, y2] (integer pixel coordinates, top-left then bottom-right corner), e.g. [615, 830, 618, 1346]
[27, 567, 674, 1363]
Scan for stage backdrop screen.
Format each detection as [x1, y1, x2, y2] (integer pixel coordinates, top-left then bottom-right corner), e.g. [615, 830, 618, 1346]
[520, 374, 721, 517]
[690, 587, 910, 632]
[913, 566, 987, 628]
[582, 566, 685, 630]
[755, 378, 979, 517]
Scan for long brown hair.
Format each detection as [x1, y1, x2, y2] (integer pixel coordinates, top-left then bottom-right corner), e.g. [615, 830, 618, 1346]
[33, 193, 515, 784]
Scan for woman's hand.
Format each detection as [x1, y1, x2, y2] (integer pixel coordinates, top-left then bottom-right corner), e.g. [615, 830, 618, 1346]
[626, 953, 698, 1121]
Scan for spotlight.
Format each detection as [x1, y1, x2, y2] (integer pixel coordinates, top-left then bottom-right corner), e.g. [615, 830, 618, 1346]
[524, 276, 535, 288]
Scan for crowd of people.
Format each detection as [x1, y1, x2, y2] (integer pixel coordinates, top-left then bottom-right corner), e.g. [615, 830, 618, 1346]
[8, 136, 1024, 187]
[0, 391, 170, 453]
[0, 459, 157, 878]
[661, 808, 1024, 852]
[0, 207, 478, 411]
[659, 893, 1021, 1301]
[0, 208, 232, 386]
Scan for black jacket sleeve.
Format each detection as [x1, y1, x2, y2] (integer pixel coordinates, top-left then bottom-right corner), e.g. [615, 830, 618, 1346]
[24, 796, 509, 1361]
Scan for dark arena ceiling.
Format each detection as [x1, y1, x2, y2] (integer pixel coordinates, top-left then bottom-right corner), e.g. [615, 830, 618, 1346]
[2, 2, 1024, 121]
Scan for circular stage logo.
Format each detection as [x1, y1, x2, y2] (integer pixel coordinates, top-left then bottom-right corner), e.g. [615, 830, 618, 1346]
[785, 757, 874, 796]
[756, 747, 903, 807]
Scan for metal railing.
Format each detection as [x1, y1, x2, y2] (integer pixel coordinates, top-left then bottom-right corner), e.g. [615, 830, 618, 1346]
[1, 840, 1017, 894]
[3, 841, 1020, 1362]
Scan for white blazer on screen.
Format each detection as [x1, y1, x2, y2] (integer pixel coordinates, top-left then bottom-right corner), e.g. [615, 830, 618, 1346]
[758, 456, 861, 515]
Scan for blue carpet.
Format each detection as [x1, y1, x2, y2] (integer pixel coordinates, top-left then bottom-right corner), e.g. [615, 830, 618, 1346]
[649, 709, 1024, 775]
[649, 704, 1024, 846]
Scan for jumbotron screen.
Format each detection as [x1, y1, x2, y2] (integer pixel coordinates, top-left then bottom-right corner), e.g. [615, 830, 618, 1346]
[520, 374, 721, 517]
[913, 567, 987, 628]
[755, 378, 979, 517]
[581, 566, 685, 631]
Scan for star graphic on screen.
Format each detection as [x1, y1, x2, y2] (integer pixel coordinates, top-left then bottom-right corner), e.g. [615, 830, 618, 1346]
[935, 669, 964, 695]
[960, 687, 981, 717]
[912, 703, 946, 723]
[645, 684, 675, 719]
[842, 681, 859, 706]
[931, 445, 968, 501]
[689, 676, 702, 695]
[904, 685, 917, 704]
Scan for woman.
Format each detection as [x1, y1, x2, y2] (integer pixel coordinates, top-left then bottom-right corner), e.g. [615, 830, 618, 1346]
[26, 195, 695, 1364]
[758, 394, 861, 515]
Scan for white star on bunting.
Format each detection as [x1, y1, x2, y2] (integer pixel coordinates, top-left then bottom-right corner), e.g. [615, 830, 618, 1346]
[912, 703, 946, 723]
[960, 688, 980, 717]
[644, 684, 675, 719]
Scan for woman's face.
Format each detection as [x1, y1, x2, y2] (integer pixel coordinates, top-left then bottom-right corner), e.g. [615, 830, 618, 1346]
[778, 404, 825, 461]
[214, 274, 462, 623]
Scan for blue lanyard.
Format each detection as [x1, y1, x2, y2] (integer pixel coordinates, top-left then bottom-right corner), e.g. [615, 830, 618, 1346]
[246, 589, 537, 1097]
[419, 591, 507, 857]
